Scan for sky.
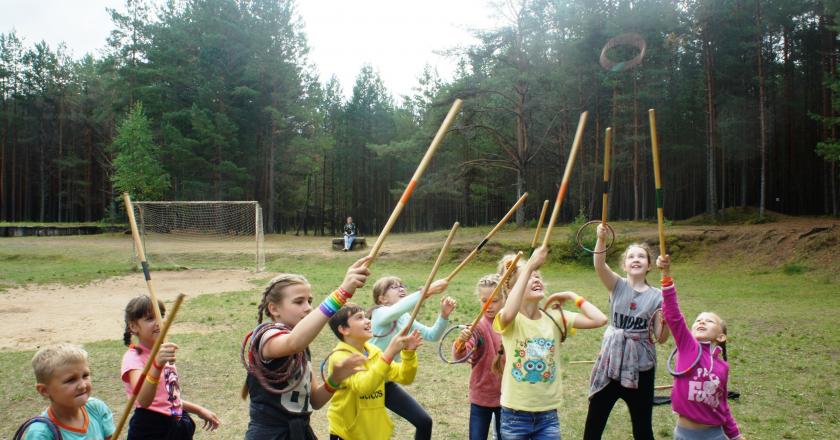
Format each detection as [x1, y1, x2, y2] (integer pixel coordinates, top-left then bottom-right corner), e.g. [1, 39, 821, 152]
[0, 0, 501, 101]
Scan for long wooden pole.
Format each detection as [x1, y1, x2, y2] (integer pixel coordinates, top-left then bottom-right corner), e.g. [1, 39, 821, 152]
[123, 192, 162, 326]
[364, 99, 463, 268]
[602, 127, 612, 224]
[649, 109, 668, 271]
[401, 222, 460, 335]
[454, 251, 523, 352]
[444, 192, 527, 282]
[541, 111, 588, 247]
[530, 200, 550, 249]
[112, 294, 185, 440]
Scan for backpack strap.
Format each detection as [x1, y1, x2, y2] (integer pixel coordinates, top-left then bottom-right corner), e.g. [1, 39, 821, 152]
[14, 416, 63, 440]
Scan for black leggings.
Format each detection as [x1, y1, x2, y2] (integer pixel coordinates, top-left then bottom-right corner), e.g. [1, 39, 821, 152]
[583, 368, 656, 440]
[384, 381, 432, 440]
[127, 408, 196, 440]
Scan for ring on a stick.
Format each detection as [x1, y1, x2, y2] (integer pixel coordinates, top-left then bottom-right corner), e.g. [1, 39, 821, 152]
[575, 220, 615, 254]
[600, 33, 646, 72]
[438, 325, 479, 365]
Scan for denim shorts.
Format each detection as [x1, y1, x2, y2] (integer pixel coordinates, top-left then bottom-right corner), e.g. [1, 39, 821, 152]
[500, 407, 560, 440]
[674, 424, 728, 440]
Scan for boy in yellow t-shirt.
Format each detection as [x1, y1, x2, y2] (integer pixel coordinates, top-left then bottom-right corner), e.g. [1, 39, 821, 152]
[326, 303, 422, 440]
[493, 246, 608, 438]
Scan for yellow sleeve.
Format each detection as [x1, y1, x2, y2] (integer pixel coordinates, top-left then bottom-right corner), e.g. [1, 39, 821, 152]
[493, 310, 515, 334]
[328, 350, 391, 396]
[386, 350, 418, 385]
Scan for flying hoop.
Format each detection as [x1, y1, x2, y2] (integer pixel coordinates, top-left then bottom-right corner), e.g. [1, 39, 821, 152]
[600, 33, 646, 72]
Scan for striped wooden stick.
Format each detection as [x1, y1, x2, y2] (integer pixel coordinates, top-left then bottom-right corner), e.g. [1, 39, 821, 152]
[444, 192, 527, 282]
[364, 99, 464, 268]
[649, 109, 668, 274]
[124, 192, 163, 326]
[541, 111, 588, 247]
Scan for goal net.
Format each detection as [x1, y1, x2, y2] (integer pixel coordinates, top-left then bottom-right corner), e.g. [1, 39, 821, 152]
[132, 201, 265, 272]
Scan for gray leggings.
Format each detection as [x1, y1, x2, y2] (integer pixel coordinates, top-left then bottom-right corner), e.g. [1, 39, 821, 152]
[674, 425, 728, 440]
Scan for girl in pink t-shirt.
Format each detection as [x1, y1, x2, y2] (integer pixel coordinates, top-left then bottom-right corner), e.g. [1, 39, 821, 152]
[120, 296, 220, 439]
[453, 274, 505, 440]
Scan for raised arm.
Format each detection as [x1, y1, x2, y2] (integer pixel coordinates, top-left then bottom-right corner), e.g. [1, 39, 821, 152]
[498, 246, 548, 329]
[658, 256, 697, 355]
[545, 292, 607, 329]
[594, 224, 620, 293]
[263, 256, 370, 359]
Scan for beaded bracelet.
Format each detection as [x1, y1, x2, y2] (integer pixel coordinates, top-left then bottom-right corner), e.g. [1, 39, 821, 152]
[575, 296, 586, 308]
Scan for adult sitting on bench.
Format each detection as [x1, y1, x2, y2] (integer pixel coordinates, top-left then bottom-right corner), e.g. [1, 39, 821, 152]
[342, 216, 357, 251]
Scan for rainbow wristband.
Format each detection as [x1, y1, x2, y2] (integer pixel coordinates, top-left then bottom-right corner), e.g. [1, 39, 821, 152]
[326, 376, 341, 389]
[323, 380, 337, 393]
[338, 287, 352, 300]
[319, 290, 349, 318]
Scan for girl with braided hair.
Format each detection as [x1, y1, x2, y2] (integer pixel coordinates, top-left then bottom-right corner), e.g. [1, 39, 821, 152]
[243, 256, 370, 440]
[121, 295, 219, 439]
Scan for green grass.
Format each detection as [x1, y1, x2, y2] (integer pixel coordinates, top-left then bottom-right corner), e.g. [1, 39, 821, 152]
[1, 232, 839, 439]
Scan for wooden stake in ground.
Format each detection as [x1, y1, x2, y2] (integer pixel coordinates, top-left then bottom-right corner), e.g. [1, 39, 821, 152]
[112, 294, 185, 440]
[444, 192, 528, 282]
[364, 99, 463, 268]
[401, 222, 460, 335]
[530, 200, 550, 250]
[541, 111, 589, 248]
[454, 251, 523, 352]
[123, 192, 163, 326]
[649, 109, 668, 275]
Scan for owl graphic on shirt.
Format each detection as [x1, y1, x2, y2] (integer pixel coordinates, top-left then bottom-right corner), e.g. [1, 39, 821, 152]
[510, 337, 556, 384]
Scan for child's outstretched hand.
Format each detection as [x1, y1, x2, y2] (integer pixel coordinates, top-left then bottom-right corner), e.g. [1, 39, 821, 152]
[440, 296, 457, 318]
[656, 254, 671, 273]
[400, 329, 423, 351]
[155, 342, 178, 366]
[195, 407, 220, 431]
[528, 245, 549, 270]
[331, 353, 367, 383]
[596, 223, 609, 241]
[422, 278, 449, 299]
[341, 256, 372, 294]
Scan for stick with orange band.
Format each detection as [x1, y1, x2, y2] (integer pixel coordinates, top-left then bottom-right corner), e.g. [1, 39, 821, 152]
[541, 111, 588, 248]
[363, 99, 463, 268]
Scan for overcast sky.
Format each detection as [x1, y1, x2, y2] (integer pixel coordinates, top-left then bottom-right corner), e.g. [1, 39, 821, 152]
[0, 0, 501, 101]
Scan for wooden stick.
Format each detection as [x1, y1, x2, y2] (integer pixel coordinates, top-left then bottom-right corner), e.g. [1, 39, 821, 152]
[649, 109, 668, 269]
[454, 251, 523, 352]
[601, 127, 612, 225]
[655, 384, 673, 391]
[401, 222, 460, 335]
[541, 111, 588, 247]
[123, 192, 163, 327]
[364, 99, 463, 268]
[531, 200, 550, 249]
[444, 192, 528, 282]
[112, 294, 185, 440]
[569, 360, 596, 365]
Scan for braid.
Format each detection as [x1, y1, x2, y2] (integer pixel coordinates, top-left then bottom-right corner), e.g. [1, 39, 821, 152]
[720, 341, 728, 362]
[123, 324, 133, 346]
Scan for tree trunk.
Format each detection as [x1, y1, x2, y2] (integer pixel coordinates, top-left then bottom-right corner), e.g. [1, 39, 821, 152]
[704, 26, 718, 217]
[757, 0, 767, 218]
[633, 75, 640, 221]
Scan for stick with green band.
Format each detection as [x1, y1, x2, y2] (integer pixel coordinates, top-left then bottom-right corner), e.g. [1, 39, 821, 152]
[648, 109, 668, 275]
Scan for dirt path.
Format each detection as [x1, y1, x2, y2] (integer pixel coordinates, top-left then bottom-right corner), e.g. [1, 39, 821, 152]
[0, 269, 258, 351]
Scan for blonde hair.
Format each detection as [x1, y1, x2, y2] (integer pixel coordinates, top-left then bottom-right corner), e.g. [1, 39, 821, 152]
[32, 343, 88, 383]
[372, 276, 403, 305]
[258, 273, 310, 323]
[497, 254, 525, 288]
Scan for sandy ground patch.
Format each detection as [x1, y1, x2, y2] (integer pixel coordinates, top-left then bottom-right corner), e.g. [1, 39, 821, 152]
[0, 269, 257, 350]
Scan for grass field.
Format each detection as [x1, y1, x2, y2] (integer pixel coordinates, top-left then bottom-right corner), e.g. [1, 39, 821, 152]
[1, 223, 839, 439]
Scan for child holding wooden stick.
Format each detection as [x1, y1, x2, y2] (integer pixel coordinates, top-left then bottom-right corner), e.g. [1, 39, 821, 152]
[368, 275, 455, 440]
[495, 246, 608, 438]
[583, 225, 670, 440]
[121, 296, 219, 439]
[326, 304, 423, 440]
[242, 257, 370, 440]
[657, 255, 745, 440]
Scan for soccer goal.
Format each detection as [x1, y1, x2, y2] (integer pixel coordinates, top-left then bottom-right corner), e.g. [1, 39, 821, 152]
[131, 201, 265, 272]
